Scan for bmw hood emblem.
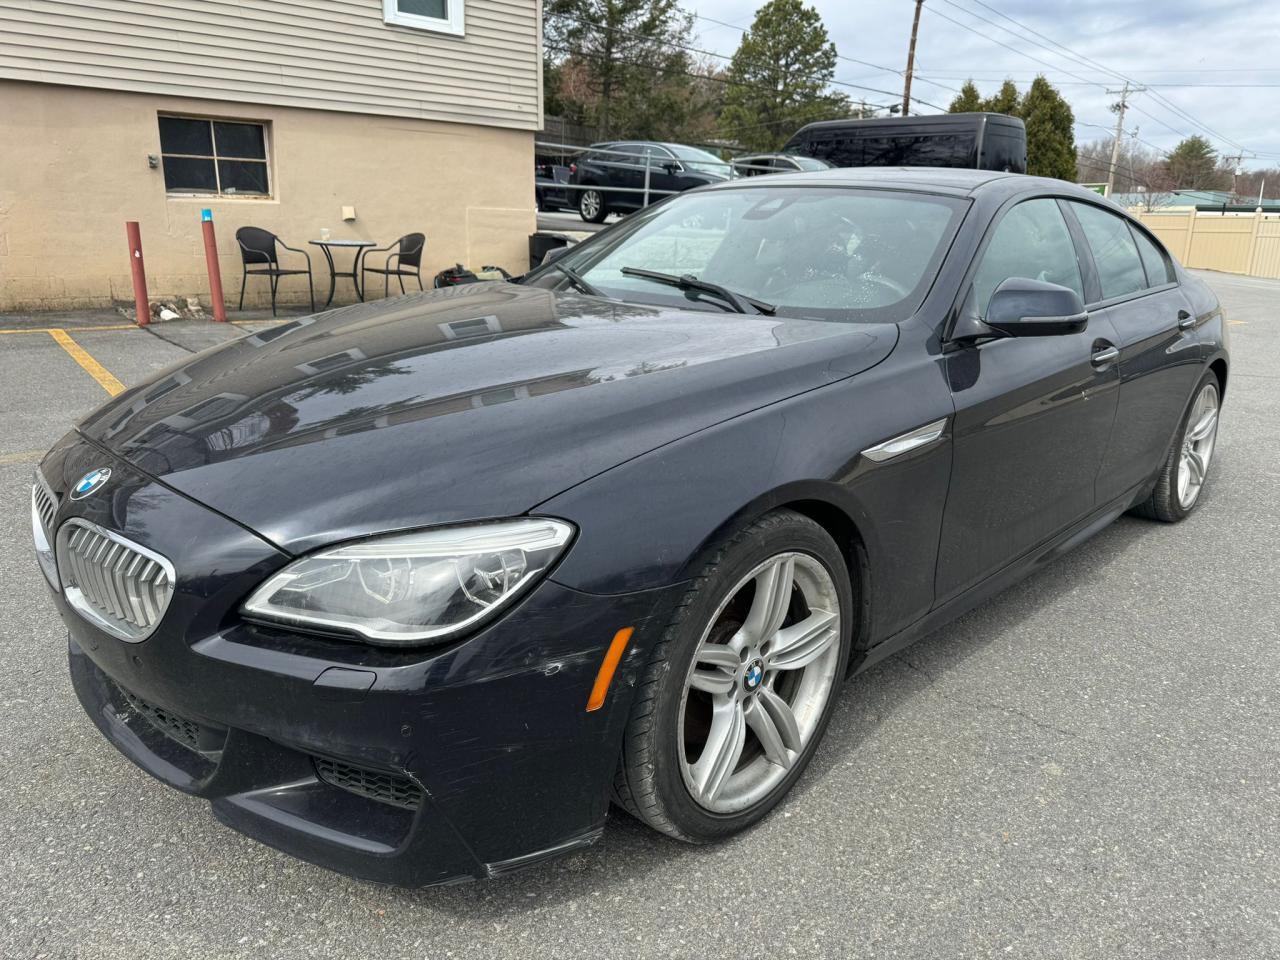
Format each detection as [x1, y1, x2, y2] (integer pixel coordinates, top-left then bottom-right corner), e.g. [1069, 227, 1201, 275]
[70, 467, 112, 501]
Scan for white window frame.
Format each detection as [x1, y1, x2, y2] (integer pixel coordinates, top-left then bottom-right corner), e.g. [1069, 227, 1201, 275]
[383, 0, 464, 36]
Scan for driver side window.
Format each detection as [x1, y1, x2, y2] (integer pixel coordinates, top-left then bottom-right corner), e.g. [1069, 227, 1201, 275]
[973, 198, 1084, 316]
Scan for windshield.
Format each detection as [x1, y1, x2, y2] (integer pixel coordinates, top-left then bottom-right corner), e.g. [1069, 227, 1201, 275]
[669, 144, 731, 177]
[528, 186, 965, 324]
[791, 155, 832, 171]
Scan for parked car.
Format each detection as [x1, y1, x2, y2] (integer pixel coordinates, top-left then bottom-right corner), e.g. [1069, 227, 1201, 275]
[569, 141, 731, 223]
[784, 112, 1027, 173]
[732, 153, 833, 177]
[35, 167, 1226, 888]
[534, 162, 573, 212]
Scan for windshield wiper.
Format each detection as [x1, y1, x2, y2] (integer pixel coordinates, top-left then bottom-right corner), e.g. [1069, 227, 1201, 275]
[620, 267, 776, 315]
[549, 260, 604, 298]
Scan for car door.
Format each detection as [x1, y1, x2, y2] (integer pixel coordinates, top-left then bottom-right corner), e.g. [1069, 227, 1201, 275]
[936, 196, 1122, 602]
[645, 144, 682, 205]
[1064, 201, 1207, 501]
[600, 142, 645, 211]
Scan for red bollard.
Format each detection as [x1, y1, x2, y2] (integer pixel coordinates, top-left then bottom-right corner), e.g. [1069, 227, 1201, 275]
[200, 208, 228, 322]
[125, 220, 150, 326]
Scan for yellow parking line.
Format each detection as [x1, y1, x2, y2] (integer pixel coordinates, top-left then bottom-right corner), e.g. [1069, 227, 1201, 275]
[0, 323, 137, 334]
[0, 449, 44, 466]
[48, 328, 126, 397]
[2, 319, 287, 334]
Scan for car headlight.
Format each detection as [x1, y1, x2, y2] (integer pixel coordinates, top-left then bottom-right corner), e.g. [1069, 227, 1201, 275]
[241, 518, 574, 646]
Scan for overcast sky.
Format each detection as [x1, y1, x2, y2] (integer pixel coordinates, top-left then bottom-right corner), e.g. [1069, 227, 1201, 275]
[686, 0, 1280, 172]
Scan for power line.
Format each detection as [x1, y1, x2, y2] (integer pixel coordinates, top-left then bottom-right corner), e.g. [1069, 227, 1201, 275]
[690, 12, 964, 98]
[950, 0, 1126, 84]
[542, 42, 894, 142]
[926, 1, 1103, 88]
[916, 3, 1203, 167]
[903, 76, 1280, 89]
[545, 9, 949, 111]
[935, 0, 1249, 152]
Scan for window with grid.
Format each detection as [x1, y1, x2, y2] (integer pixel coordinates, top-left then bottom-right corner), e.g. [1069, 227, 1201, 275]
[158, 116, 270, 197]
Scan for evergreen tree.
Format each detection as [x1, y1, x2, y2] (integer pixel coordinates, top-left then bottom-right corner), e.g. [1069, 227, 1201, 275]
[544, 0, 696, 140]
[1165, 135, 1225, 190]
[981, 80, 1021, 116]
[948, 80, 982, 113]
[1020, 75, 1076, 180]
[949, 76, 1076, 180]
[719, 0, 849, 151]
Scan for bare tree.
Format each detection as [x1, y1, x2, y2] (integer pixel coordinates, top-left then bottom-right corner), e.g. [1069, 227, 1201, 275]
[1077, 136, 1165, 195]
[1133, 163, 1177, 212]
[1231, 166, 1280, 204]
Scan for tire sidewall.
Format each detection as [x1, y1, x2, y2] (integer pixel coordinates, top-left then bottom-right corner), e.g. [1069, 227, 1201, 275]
[645, 513, 853, 841]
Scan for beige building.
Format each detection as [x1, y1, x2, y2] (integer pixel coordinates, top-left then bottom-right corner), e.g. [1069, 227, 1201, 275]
[0, 0, 542, 312]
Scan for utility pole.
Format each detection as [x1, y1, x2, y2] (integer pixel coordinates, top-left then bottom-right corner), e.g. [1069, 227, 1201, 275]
[1105, 81, 1145, 196]
[902, 0, 924, 117]
[1222, 152, 1245, 198]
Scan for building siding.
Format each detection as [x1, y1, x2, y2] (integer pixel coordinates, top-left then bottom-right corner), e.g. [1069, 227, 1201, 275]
[0, 81, 535, 311]
[0, 0, 542, 130]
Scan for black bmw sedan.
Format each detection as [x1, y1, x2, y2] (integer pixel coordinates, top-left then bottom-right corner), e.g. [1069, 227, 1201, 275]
[33, 168, 1226, 887]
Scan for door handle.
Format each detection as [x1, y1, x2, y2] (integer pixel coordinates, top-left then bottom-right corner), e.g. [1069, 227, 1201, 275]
[1177, 309, 1196, 330]
[1091, 345, 1120, 366]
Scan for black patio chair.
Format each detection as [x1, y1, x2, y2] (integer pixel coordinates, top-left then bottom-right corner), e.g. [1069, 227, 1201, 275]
[235, 226, 315, 316]
[362, 233, 426, 297]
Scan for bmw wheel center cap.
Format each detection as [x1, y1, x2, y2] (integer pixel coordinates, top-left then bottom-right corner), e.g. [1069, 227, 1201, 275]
[743, 658, 764, 693]
[70, 467, 112, 501]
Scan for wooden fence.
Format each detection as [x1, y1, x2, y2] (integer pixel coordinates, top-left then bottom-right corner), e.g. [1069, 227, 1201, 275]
[1137, 210, 1280, 279]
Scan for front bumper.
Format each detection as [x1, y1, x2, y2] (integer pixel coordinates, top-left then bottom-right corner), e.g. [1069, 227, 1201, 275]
[42, 435, 681, 886]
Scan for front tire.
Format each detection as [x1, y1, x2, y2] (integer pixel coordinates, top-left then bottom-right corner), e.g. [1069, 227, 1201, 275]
[578, 188, 607, 223]
[1134, 371, 1221, 522]
[613, 510, 852, 842]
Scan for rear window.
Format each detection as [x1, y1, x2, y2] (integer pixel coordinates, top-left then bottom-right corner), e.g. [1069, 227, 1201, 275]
[1070, 202, 1147, 301]
[1131, 226, 1175, 286]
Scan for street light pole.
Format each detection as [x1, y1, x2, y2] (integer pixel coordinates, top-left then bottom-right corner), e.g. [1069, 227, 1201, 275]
[902, 0, 924, 117]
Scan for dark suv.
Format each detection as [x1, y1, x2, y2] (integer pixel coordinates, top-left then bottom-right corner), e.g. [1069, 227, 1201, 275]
[569, 141, 731, 223]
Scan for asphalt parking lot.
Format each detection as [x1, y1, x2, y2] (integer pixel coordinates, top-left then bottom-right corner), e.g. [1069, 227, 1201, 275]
[1, 271, 1277, 959]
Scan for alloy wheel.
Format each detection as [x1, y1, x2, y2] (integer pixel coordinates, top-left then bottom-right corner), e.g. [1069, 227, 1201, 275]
[1178, 381, 1220, 509]
[580, 190, 601, 219]
[677, 552, 842, 814]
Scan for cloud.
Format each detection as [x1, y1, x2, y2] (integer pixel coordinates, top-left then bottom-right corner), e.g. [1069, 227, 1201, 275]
[688, 0, 1280, 167]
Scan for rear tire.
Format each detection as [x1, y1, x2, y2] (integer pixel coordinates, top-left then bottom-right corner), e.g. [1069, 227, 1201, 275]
[1133, 370, 1221, 522]
[578, 188, 607, 224]
[613, 510, 852, 843]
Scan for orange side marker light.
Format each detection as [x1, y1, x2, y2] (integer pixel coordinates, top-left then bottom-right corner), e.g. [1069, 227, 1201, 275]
[586, 627, 635, 712]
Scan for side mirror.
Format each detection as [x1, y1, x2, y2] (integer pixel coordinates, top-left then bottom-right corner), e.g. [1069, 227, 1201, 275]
[662, 162, 680, 175]
[983, 277, 1088, 337]
[541, 244, 572, 266]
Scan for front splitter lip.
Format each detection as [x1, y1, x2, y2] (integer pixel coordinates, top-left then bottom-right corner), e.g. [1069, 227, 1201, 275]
[62, 573, 686, 887]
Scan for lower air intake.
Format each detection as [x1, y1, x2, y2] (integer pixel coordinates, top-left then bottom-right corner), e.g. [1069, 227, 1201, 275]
[313, 756, 423, 810]
[120, 688, 203, 752]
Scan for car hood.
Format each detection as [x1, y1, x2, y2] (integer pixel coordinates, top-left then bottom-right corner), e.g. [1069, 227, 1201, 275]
[78, 283, 898, 555]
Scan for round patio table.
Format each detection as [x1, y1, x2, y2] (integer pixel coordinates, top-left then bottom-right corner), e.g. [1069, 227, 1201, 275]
[309, 239, 376, 307]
